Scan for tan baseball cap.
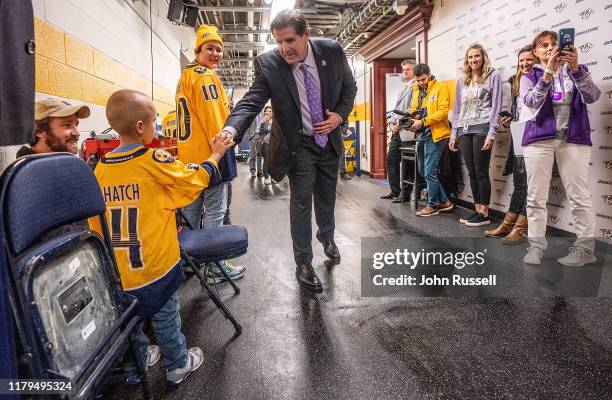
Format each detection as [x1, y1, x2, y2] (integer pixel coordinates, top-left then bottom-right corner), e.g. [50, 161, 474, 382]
[35, 98, 90, 121]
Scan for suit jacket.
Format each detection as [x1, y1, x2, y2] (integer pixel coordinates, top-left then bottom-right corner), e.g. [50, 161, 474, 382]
[393, 79, 415, 138]
[225, 38, 357, 181]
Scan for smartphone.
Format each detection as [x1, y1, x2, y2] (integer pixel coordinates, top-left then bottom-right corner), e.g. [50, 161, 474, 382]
[558, 28, 575, 52]
[499, 111, 513, 119]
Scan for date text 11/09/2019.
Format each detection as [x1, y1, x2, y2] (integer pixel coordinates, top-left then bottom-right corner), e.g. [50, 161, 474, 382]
[372, 274, 497, 286]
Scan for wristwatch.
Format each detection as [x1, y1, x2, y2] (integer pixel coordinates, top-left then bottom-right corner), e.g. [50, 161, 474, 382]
[544, 68, 556, 76]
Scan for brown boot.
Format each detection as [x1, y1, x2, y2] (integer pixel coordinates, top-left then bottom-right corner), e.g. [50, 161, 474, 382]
[484, 212, 518, 237]
[502, 214, 527, 245]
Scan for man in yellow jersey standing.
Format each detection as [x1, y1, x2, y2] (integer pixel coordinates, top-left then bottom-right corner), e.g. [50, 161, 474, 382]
[175, 24, 245, 282]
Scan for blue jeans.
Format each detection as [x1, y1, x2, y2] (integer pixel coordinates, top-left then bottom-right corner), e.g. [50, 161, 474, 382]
[417, 137, 448, 207]
[124, 293, 187, 377]
[249, 138, 263, 173]
[182, 181, 228, 230]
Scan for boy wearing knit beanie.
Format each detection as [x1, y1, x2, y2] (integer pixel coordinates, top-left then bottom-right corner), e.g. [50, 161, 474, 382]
[176, 24, 246, 282]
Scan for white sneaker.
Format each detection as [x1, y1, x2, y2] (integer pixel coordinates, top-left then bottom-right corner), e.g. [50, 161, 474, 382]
[264, 178, 271, 185]
[165, 347, 204, 386]
[557, 247, 597, 267]
[524, 246, 544, 265]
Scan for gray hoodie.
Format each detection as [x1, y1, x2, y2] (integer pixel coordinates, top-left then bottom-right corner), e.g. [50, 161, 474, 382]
[451, 68, 502, 140]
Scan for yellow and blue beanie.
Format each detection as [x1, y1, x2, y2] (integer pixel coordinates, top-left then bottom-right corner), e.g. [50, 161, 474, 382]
[195, 24, 223, 53]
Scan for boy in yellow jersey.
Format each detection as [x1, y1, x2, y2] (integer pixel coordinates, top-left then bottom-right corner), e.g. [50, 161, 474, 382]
[89, 89, 233, 386]
[175, 24, 245, 282]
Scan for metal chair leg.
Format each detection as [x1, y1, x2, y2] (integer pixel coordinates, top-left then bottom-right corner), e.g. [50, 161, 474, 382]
[128, 333, 153, 400]
[181, 250, 242, 335]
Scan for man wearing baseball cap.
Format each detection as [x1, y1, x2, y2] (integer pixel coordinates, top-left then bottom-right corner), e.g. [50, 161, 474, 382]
[16, 97, 90, 157]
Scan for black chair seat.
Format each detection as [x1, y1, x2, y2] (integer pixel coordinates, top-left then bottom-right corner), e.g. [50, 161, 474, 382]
[178, 225, 248, 263]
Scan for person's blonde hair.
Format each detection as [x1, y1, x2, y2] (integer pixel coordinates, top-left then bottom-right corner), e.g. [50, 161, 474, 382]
[462, 44, 492, 85]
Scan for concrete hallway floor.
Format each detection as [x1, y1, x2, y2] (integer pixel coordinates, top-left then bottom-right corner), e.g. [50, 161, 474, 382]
[108, 163, 612, 400]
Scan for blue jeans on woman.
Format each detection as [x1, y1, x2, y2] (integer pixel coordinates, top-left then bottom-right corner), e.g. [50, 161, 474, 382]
[124, 293, 187, 379]
[416, 137, 449, 207]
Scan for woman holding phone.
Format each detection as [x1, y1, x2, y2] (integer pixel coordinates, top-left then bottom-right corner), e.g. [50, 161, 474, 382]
[521, 30, 601, 266]
[485, 45, 538, 244]
[450, 44, 502, 227]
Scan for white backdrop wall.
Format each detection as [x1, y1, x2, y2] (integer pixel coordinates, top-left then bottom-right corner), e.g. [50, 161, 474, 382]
[453, 0, 612, 242]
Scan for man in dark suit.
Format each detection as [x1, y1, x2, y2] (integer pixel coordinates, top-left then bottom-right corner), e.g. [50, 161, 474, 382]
[222, 9, 357, 293]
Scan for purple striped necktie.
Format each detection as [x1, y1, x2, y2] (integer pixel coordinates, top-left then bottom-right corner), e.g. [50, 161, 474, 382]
[299, 64, 327, 148]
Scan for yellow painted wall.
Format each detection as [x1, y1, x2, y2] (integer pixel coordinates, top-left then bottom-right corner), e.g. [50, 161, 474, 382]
[348, 102, 370, 123]
[33, 18, 175, 116]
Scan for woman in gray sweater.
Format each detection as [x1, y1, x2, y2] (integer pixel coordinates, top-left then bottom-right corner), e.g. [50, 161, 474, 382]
[449, 44, 502, 227]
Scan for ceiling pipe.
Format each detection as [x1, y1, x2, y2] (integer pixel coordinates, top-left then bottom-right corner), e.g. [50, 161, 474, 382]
[196, 5, 272, 12]
[220, 29, 270, 34]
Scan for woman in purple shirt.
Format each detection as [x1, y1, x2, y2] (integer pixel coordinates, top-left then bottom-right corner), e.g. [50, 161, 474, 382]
[520, 30, 601, 266]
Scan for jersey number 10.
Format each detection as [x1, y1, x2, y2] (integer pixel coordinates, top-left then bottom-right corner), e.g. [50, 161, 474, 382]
[177, 84, 219, 142]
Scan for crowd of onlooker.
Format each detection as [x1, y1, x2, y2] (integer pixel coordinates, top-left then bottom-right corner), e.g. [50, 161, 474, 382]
[381, 29, 600, 267]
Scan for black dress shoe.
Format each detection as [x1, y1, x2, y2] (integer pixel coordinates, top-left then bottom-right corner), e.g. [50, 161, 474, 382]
[340, 172, 352, 180]
[391, 197, 408, 203]
[322, 240, 341, 263]
[380, 192, 399, 199]
[295, 264, 322, 293]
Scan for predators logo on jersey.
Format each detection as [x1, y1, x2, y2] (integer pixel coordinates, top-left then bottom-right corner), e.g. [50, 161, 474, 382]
[152, 148, 174, 163]
[175, 63, 230, 165]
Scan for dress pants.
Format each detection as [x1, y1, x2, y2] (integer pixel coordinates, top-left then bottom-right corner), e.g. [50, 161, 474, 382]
[287, 135, 339, 266]
[523, 138, 595, 252]
[386, 132, 402, 196]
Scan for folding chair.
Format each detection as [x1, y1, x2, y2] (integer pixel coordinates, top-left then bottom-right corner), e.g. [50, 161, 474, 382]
[177, 210, 246, 335]
[0, 153, 151, 400]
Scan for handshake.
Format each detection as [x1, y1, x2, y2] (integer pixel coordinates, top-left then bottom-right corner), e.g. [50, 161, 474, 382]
[209, 130, 235, 161]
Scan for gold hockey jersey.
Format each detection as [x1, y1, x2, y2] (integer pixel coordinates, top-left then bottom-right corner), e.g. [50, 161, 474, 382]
[175, 64, 230, 165]
[89, 145, 221, 300]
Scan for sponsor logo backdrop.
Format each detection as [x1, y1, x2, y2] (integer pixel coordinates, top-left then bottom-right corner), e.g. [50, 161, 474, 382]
[455, 0, 612, 243]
